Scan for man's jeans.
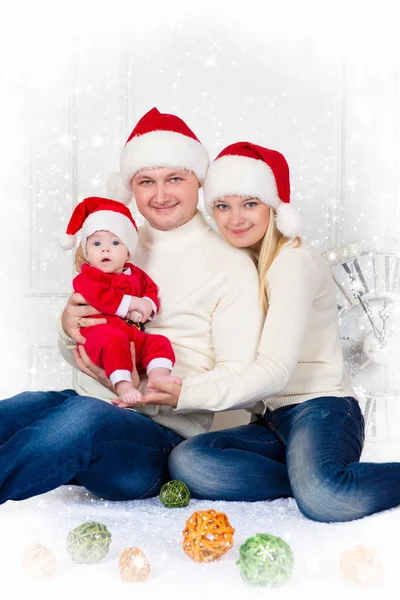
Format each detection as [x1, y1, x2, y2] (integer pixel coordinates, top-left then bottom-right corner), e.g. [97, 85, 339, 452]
[0, 390, 182, 504]
[169, 396, 400, 522]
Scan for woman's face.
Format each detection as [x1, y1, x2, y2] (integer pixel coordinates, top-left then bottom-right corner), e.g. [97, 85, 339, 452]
[213, 195, 270, 249]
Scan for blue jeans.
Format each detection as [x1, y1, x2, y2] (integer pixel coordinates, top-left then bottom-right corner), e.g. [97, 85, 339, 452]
[169, 396, 400, 522]
[0, 390, 182, 504]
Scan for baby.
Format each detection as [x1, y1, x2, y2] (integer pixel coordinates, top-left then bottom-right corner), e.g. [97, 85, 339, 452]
[59, 196, 175, 405]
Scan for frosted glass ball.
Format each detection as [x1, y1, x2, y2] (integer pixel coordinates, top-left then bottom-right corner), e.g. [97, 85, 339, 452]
[21, 543, 56, 580]
[340, 545, 382, 587]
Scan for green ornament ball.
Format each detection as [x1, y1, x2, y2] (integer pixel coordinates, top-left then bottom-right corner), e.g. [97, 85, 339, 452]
[236, 533, 294, 587]
[66, 521, 112, 564]
[159, 480, 190, 508]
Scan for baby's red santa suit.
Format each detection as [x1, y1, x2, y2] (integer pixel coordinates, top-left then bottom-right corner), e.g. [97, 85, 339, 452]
[59, 196, 175, 384]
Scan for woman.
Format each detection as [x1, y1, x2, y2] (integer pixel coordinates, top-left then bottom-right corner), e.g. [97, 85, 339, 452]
[146, 141, 400, 523]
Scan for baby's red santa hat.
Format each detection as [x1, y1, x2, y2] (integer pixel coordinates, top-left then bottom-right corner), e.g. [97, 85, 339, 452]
[107, 107, 209, 204]
[58, 196, 138, 259]
[204, 142, 304, 238]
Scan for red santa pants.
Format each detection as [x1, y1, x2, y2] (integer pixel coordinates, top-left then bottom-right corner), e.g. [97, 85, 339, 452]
[80, 316, 175, 378]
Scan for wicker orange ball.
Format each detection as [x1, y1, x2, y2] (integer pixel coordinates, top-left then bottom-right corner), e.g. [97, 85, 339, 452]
[182, 509, 235, 563]
[118, 547, 150, 582]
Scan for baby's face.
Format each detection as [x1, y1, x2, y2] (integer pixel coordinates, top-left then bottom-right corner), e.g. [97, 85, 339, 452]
[86, 230, 129, 273]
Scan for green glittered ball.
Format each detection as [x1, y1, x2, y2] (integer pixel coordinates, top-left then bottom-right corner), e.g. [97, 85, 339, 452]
[66, 522, 112, 564]
[236, 533, 294, 587]
[159, 480, 190, 508]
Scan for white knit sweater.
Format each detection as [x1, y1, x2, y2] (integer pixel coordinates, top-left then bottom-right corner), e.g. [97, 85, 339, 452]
[178, 241, 356, 414]
[58, 211, 262, 438]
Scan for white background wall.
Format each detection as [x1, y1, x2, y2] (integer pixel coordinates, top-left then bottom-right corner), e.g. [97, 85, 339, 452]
[0, 0, 399, 437]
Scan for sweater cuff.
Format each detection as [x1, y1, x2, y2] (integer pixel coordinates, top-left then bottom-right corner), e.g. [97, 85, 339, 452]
[116, 295, 131, 318]
[57, 315, 76, 349]
[176, 380, 214, 414]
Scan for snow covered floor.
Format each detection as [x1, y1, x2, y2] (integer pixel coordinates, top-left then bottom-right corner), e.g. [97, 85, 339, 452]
[1, 469, 399, 600]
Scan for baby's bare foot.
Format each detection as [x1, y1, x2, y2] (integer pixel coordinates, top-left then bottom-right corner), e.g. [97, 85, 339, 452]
[115, 381, 143, 405]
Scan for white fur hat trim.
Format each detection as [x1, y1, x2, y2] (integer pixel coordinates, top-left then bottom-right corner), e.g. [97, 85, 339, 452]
[275, 202, 304, 238]
[120, 130, 209, 187]
[204, 155, 280, 213]
[106, 172, 133, 205]
[82, 210, 138, 259]
[58, 232, 76, 250]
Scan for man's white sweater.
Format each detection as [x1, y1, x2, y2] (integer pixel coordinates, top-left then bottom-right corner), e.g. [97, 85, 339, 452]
[179, 241, 355, 414]
[58, 211, 262, 438]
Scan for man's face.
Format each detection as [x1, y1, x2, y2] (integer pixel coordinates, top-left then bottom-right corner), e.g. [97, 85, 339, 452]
[131, 168, 200, 230]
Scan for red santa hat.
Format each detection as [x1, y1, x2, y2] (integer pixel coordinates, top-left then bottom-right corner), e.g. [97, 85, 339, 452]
[107, 107, 209, 204]
[59, 197, 138, 258]
[203, 142, 304, 238]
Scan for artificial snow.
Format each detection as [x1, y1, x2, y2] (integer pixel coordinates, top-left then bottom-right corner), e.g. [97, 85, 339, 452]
[1, 482, 399, 600]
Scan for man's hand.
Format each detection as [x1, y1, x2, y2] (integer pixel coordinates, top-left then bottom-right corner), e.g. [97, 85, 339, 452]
[73, 343, 141, 403]
[73, 344, 116, 392]
[128, 297, 153, 323]
[62, 293, 107, 344]
[141, 377, 183, 408]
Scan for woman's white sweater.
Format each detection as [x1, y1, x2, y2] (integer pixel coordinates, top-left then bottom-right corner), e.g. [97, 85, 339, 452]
[178, 241, 355, 414]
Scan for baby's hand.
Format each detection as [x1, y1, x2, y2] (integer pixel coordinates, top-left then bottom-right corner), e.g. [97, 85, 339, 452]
[128, 297, 153, 322]
[127, 309, 144, 322]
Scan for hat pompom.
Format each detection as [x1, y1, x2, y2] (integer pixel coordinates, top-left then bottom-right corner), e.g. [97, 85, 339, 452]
[275, 202, 304, 238]
[58, 232, 76, 250]
[106, 172, 132, 205]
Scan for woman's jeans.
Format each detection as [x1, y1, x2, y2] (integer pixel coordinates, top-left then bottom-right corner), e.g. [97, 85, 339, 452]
[169, 396, 400, 522]
[0, 390, 182, 504]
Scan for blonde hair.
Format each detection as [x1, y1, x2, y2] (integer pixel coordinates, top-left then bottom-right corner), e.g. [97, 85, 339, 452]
[255, 207, 301, 315]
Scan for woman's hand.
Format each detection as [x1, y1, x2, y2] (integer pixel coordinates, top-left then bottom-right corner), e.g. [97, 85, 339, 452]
[62, 293, 107, 344]
[141, 377, 183, 408]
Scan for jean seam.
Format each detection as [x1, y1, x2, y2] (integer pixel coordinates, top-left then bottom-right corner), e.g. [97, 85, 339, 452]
[265, 415, 287, 445]
[344, 397, 365, 442]
[210, 433, 280, 447]
[344, 396, 360, 414]
[135, 474, 166, 499]
[268, 425, 285, 445]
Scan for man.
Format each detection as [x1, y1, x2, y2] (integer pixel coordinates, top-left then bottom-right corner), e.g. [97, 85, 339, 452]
[0, 108, 261, 505]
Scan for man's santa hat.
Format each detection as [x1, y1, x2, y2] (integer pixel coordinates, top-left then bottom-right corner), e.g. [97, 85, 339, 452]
[107, 107, 209, 204]
[204, 142, 304, 238]
[58, 197, 138, 259]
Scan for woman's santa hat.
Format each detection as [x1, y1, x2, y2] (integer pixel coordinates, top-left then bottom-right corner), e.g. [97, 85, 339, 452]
[107, 107, 209, 204]
[204, 142, 304, 238]
[58, 197, 138, 259]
